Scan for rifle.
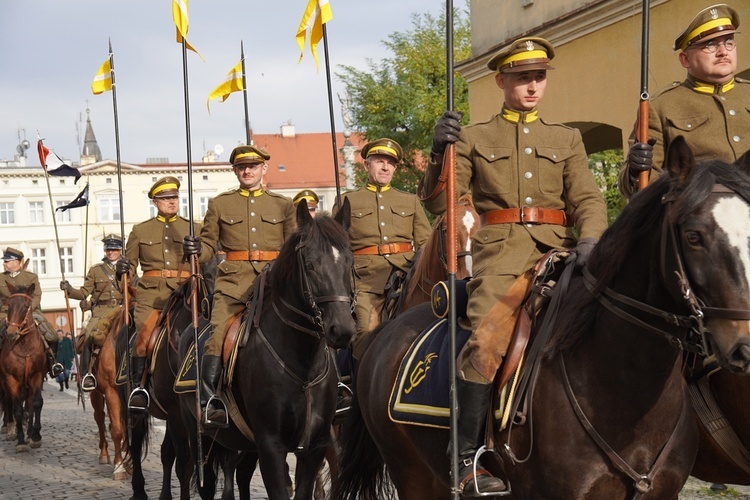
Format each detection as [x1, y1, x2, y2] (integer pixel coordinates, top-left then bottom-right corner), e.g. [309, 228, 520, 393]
[637, 0, 651, 191]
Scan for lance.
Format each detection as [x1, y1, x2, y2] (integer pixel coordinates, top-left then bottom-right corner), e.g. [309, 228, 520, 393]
[178, 37, 206, 488]
[321, 24, 342, 208]
[240, 41, 252, 145]
[443, 1, 460, 498]
[637, 0, 651, 190]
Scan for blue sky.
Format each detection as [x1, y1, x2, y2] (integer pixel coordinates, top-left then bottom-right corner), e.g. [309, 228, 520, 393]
[0, 1, 450, 165]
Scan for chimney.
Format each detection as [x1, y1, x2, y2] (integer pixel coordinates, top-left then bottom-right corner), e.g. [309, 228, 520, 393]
[280, 123, 296, 138]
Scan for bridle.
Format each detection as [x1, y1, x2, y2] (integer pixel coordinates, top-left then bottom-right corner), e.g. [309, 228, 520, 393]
[272, 232, 356, 339]
[5, 292, 34, 336]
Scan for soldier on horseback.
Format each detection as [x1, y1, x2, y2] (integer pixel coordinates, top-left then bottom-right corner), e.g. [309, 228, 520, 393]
[0, 247, 63, 378]
[60, 234, 125, 391]
[121, 177, 198, 411]
[182, 145, 296, 428]
[422, 37, 608, 496]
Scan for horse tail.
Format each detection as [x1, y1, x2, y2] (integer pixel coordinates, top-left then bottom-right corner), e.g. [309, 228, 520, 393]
[330, 391, 395, 500]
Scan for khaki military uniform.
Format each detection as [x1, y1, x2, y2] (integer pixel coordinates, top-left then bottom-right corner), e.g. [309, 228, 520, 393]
[125, 215, 197, 352]
[199, 188, 296, 356]
[422, 109, 608, 381]
[334, 185, 431, 355]
[67, 260, 123, 344]
[620, 76, 750, 198]
[0, 269, 43, 320]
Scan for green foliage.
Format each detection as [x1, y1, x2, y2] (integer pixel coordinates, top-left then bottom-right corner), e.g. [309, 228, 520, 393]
[588, 150, 627, 224]
[337, 4, 471, 192]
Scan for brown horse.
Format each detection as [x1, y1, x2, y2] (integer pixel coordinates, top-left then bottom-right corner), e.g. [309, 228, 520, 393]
[87, 307, 132, 480]
[0, 283, 48, 452]
[332, 138, 750, 499]
[385, 193, 478, 317]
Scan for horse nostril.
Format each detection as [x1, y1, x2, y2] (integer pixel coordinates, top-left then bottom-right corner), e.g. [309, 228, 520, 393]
[730, 342, 750, 366]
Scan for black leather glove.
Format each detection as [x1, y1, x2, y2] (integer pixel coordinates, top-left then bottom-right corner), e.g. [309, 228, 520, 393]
[59, 280, 72, 292]
[431, 110, 462, 157]
[183, 235, 202, 257]
[115, 258, 131, 279]
[627, 139, 656, 178]
[568, 237, 597, 269]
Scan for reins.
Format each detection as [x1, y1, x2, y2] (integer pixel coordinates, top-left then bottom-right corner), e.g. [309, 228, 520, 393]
[5, 292, 34, 336]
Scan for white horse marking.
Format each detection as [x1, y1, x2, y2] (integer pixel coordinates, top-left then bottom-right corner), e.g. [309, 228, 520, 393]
[713, 197, 750, 289]
[331, 246, 341, 264]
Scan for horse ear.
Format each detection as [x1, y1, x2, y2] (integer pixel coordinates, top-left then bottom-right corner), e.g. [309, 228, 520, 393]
[27, 283, 35, 296]
[296, 199, 313, 228]
[334, 197, 351, 232]
[664, 136, 696, 185]
[8, 282, 16, 294]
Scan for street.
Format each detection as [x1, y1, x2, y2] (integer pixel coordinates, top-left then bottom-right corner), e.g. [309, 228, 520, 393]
[1, 379, 749, 499]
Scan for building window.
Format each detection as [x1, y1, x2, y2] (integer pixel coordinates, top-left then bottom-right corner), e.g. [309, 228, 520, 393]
[199, 196, 210, 219]
[0, 202, 15, 225]
[98, 197, 121, 222]
[31, 248, 47, 275]
[202, 175, 208, 181]
[180, 196, 189, 218]
[106, 178, 112, 184]
[59, 246, 74, 274]
[29, 201, 44, 224]
[278, 164, 286, 172]
[55, 202, 72, 223]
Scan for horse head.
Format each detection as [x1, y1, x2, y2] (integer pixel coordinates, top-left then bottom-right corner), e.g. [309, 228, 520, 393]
[661, 137, 750, 373]
[5, 282, 35, 336]
[272, 198, 357, 350]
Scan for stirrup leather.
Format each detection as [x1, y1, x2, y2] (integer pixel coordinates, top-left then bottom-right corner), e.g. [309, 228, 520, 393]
[128, 387, 150, 411]
[203, 395, 229, 428]
[458, 446, 512, 497]
[81, 373, 97, 392]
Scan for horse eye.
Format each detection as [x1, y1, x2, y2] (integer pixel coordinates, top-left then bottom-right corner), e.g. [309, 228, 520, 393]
[685, 231, 702, 246]
[305, 261, 315, 271]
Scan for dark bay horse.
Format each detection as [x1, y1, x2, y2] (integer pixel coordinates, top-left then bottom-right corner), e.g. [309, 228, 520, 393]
[333, 138, 750, 499]
[180, 200, 357, 500]
[385, 193, 478, 317]
[0, 283, 48, 452]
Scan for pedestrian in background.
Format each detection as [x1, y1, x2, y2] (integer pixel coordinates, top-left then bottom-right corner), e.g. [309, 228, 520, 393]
[55, 330, 75, 391]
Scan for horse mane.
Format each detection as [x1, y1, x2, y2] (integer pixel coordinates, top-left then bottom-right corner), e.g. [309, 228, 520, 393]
[270, 214, 351, 302]
[545, 159, 750, 355]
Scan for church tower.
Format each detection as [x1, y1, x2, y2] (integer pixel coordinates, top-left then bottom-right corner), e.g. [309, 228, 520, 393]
[80, 108, 102, 166]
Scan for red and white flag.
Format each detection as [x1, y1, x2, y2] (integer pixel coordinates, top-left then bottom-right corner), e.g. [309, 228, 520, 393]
[37, 139, 81, 183]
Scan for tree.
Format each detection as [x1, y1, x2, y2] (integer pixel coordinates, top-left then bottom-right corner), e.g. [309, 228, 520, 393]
[588, 150, 627, 224]
[337, 5, 471, 192]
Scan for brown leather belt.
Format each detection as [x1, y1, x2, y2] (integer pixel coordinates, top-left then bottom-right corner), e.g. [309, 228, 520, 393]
[142, 270, 191, 278]
[95, 299, 122, 307]
[480, 207, 572, 227]
[225, 250, 280, 262]
[353, 242, 414, 256]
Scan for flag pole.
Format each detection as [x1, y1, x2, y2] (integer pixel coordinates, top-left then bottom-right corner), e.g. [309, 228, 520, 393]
[240, 40, 252, 145]
[179, 36, 205, 488]
[321, 24, 342, 208]
[443, 0, 460, 497]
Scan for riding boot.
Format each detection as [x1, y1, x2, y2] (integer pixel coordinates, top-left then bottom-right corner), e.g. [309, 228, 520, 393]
[200, 355, 228, 428]
[127, 356, 149, 412]
[455, 378, 506, 497]
[47, 350, 64, 378]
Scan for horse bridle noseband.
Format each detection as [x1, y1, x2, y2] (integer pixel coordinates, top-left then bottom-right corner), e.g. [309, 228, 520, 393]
[5, 292, 34, 336]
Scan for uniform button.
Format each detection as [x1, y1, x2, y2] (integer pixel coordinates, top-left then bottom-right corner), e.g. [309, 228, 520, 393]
[524, 172, 532, 179]
[729, 109, 737, 116]
[378, 194, 383, 198]
[525, 197, 533, 204]
[357, 212, 363, 216]
[524, 147, 532, 155]
[686, 124, 692, 129]
[489, 154, 495, 159]
[483, 236, 488, 242]
[734, 136, 741, 142]
[165, 249, 169, 253]
[250, 212, 255, 216]
[251, 227, 256, 232]
[272, 218, 276, 222]
[166, 261, 171, 265]
[380, 222, 385, 226]
[250, 199, 255, 203]
[383, 236, 389, 241]
[252, 243, 257, 248]
[720, 96, 727, 101]
[229, 219, 234, 223]
[526, 223, 533, 227]
[523, 127, 530, 134]
[552, 154, 557, 159]
[380, 205, 385, 210]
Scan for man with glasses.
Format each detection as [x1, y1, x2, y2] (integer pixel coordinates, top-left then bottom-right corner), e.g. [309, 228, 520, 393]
[620, 3, 748, 197]
[60, 234, 125, 391]
[121, 177, 197, 410]
[182, 145, 295, 426]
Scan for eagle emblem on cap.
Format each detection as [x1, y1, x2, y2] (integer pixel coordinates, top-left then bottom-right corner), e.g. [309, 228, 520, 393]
[525, 40, 535, 51]
[710, 8, 718, 19]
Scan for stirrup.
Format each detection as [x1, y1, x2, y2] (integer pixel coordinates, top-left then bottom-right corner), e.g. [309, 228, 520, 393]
[81, 373, 97, 392]
[461, 446, 512, 497]
[335, 381, 354, 417]
[51, 363, 64, 377]
[203, 395, 229, 429]
[128, 387, 150, 412]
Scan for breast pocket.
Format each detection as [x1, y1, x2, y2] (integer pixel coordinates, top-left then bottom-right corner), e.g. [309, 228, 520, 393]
[219, 214, 246, 248]
[665, 113, 710, 139]
[260, 212, 286, 247]
[390, 205, 415, 238]
[473, 145, 513, 195]
[350, 207, 374, 242]
[536, 147, 573, 194]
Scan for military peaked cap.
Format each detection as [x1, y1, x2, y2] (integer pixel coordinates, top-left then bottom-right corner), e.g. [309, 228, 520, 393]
[361, 138, 403, 163]
[674, 4, 739, 51]
[148, 176, 181, 199]
[293, 189, 319, 207]
[102, 234, 123, 250]
[230, 145, 271, 166]
[487, 36, 555, 73]
[2, 247, 24, 261]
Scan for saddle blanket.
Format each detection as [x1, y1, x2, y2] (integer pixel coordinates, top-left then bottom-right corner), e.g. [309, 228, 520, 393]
[115, 330, 137, 386]
[174, 322, 211, 394]
[388, 319, 515, 429]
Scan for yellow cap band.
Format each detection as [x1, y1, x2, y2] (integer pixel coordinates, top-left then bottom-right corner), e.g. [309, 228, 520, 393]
[368, 145, 398, 158]
[500, 49, 548, 67]
[234, 151, 263, 162]
[294, 195, 317, 203]
[681, 17, 733, 50]
[152, 183, 179, 195]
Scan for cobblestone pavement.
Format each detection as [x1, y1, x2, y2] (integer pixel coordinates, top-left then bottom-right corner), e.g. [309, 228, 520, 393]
[1, 379, 750, 499]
